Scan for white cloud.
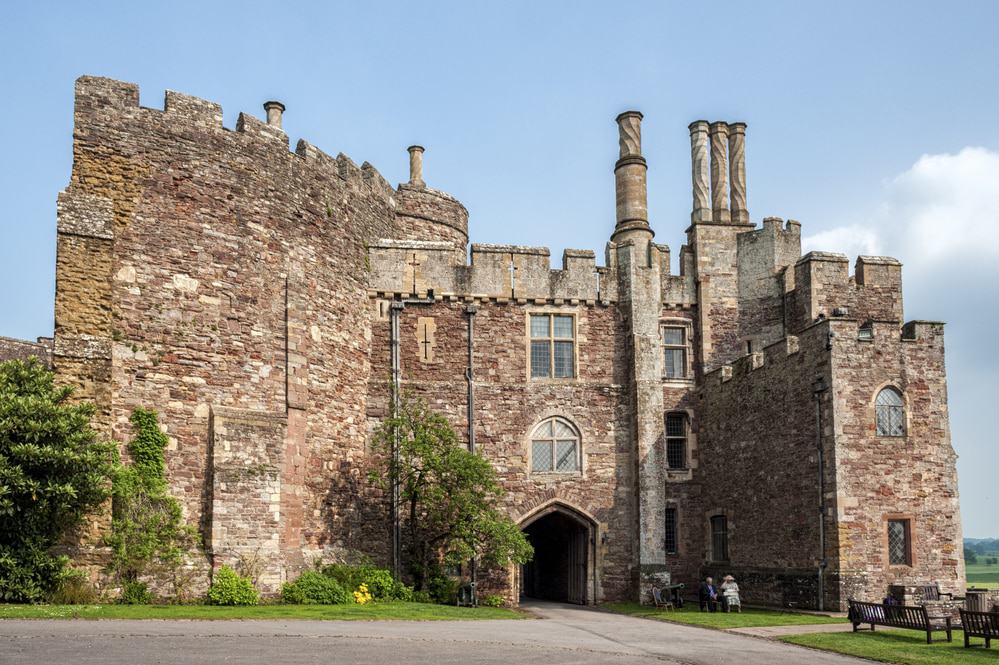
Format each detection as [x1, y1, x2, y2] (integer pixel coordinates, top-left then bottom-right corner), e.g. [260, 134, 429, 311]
[805, 147, 999, 266]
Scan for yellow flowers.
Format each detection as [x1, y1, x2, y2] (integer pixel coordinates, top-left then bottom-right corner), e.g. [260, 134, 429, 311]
[353, 583, 372, 604]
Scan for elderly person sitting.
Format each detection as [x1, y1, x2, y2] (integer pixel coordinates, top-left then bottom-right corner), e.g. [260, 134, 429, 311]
[698, 576, 718, 612]
[720, 575, 741, 612]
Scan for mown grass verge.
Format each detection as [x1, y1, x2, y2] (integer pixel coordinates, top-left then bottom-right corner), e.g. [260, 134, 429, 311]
[603, 602, 846, 629]
[784, 628, 994, 665]
[0, 602, 522, 621]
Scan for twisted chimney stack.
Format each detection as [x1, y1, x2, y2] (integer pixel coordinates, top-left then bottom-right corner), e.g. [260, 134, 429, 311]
[728, 123, 748, 224]
[691, 120, 750, 225]
[689, 121, 711, 223]
[612, 111, 653, 242]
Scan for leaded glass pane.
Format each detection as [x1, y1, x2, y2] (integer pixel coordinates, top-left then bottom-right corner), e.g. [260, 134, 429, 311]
[553, 419, 575, 439]
[553, 316, 574, 339]
[553, 341, 574, 378]
[665, 414, 685, 437]
[533, 420, 553, 438]
[876, 388, 903, 407]
[667, 440, 685, 469]
[664, 348, 686, 378]
[876, 389, 905, 436]
[663, 327, 684, 346]
[532, 441, 553, 472]
[530, 315, 550, 338]
[664, 507, 677, 555]
[555, 440, 578, 471]
[711, 515, 729, 562]
[888, 520, 909, 565]
[531, 340, 550, 378]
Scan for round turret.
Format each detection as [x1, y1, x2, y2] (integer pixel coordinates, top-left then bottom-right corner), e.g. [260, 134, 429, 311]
[394, 146, 469, 250]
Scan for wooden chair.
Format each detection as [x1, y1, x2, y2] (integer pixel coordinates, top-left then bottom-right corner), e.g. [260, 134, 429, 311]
[652, 586, 675, 612]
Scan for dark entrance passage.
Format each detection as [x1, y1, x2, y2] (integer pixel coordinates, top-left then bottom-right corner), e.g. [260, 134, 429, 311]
[521, 510, 589, 604]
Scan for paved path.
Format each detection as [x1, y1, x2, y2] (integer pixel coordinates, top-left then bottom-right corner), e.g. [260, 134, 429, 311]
[0, 601, 872, 665]
[728, 622, 855, 638]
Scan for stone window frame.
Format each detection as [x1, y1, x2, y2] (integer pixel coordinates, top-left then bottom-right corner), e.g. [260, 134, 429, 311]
[705, 509, 733, 564]
[871, 382, 909, 439]
[665, 412, 689, 470]
[664, 503, 679, 556]
[527, 415, 584, 477]
[660, 318, 693, 383]
[525, 310, 579, 382]
[884, 514, 916, 568]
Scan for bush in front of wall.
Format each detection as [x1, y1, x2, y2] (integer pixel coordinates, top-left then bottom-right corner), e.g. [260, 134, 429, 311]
[282, 570, 349, 605]
[120, 580, 152, 605]
[207, 565, 258, 606]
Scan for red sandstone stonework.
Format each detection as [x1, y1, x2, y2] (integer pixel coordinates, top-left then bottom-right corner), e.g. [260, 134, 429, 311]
[31, 77, 963, 607]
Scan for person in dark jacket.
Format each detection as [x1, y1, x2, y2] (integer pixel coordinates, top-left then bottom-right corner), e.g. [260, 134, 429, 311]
[698, 576, 718, 612]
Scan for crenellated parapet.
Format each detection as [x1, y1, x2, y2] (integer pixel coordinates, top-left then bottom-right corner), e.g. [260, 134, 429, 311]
[788, 252, 903, 332]
[367, 240, 608, 304]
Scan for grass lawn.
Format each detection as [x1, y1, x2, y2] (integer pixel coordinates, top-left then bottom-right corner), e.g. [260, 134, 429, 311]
[603, 602, 846, 629]
[0, 601, 522, 621]
[784, 629, 996, 665]
[966, 561, 999, 589]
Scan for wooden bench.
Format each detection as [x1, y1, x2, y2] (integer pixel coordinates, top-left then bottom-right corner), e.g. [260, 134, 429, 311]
[848, 599, 952, 644]
[959, 608, 999, 648]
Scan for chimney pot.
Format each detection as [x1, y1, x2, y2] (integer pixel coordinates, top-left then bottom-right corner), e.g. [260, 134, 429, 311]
[263, 101, 285, 129]
[612, 111, 653, 243]
[407, 145, 425, 187]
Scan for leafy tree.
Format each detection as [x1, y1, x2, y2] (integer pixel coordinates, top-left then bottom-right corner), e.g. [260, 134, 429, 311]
[0, 359, 116, 602]
[371, 395, 533, 591]
[106, 408, 195, 596]
[965, 547, 978, 565]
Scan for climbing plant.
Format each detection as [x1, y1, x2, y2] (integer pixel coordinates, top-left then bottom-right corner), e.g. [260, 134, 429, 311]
[105, 408, 195, 600]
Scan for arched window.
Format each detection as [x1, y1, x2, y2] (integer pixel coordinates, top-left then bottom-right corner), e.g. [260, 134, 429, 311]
[530, 417, 580, 473]
[875, 387, 906, 437]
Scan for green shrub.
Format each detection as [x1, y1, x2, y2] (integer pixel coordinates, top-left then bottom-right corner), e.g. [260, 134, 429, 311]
[120, 580, 152, 605]
[391, 580, 414, 602]
[207, 565, 258, 606]
[427, 574, 458, 605]
[411, 590, 432, 603]
[481, 594, 505, 607]
[319, 564, 400, 600]
[0, 359, 117, 602]
[49, 571, 98, 605]
[282, 571, 349, 605]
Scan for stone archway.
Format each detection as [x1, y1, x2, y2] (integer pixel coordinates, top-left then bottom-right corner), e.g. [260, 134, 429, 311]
[519, 502, 596, 605]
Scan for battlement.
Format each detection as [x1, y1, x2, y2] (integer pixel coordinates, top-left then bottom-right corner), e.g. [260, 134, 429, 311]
[71, 76, 395, 201]
[368, 240, 607, 303]
[787, 251, 903, 333]
[737, 216, 802, 301]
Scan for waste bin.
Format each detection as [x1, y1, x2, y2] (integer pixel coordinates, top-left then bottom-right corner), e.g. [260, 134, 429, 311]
[965, 588, 988, 612]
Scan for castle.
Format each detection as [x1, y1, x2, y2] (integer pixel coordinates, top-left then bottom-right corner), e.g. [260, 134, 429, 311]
[3, 76, 965, 609]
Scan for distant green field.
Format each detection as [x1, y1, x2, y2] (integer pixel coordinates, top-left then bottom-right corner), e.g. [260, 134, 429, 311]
[966, 559, 999, 589]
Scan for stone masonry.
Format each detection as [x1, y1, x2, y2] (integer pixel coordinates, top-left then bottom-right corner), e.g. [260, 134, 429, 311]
[1, 76, 965, 608]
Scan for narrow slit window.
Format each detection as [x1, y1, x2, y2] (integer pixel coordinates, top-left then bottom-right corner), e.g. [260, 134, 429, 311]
[665, 506, 678, 555]
[887, 519, 911, 566]
[710, 515, 729, 562]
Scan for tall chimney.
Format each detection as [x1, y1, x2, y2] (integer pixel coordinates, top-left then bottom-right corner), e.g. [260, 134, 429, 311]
[709, 122, 730, 223]
[612, 111, 653, 242]
[689, 120, 711, 224]
[728, 122, 748, 224]
[407, 145, 425, 187]
[263, 101, 285, 129]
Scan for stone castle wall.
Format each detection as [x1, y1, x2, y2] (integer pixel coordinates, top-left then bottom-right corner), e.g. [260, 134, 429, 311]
[0, 336, 53, 367]
[41, 77, 965, 607]
[54, 76, 400, 591]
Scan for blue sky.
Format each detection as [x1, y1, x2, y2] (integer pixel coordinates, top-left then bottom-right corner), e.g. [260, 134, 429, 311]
[1, 1, 996, 537]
